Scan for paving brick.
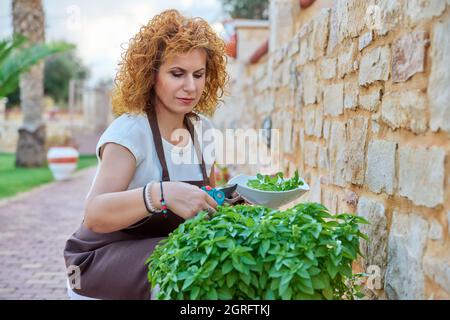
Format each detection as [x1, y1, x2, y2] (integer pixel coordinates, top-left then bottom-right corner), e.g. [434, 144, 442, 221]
[0, 167, 96, 299]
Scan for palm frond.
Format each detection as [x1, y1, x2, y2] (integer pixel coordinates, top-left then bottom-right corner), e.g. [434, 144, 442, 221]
[0, 34, 27, 65]
[0, 38, 74, 98]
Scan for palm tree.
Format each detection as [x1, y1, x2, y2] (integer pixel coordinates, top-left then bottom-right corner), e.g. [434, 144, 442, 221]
[12, 0, 47, 167]
[0, 35, 73, 99]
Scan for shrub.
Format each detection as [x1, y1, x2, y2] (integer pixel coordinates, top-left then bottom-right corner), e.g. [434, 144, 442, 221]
[146, 202, 368, 300]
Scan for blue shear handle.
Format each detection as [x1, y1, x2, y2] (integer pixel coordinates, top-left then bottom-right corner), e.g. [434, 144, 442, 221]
[201, 187, 225, 205]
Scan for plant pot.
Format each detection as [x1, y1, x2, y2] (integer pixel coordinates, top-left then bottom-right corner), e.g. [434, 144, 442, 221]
[299, 0, 315, 9]
[47, 146, 79, 181]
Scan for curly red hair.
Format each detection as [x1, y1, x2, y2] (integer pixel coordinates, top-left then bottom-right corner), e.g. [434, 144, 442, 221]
[111, 9, 228, 118]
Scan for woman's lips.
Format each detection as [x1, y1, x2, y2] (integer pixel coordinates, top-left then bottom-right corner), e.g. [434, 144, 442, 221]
[177, 98, 195, 105]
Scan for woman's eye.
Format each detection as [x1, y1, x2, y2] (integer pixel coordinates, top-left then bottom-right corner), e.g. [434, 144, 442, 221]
[171, 72, 204, 79]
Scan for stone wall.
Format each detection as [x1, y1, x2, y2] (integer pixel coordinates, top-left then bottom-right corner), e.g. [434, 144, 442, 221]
[213, 0, 450, 299]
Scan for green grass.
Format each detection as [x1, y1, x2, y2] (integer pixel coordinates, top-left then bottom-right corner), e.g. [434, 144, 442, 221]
[0, 153, 98, 199]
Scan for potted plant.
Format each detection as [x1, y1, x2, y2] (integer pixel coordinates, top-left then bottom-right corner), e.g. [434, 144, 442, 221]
[146, 202, 368, 300]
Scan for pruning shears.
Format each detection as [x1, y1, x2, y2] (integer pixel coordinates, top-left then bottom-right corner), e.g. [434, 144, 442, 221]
[201, 184, 238, 206]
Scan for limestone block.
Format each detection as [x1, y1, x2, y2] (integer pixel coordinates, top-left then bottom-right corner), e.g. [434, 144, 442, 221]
[359, 46, 391, 86]
[345, 115, 368, 185]
[381, 90, 427, 134]
[320, 57, 337, 80]
[392, 31, 428, 82]
[324, 83, 344, 116]
[338, 41, 358, 78]
[365, 140, 397, 195]
[398, 146, 445, 208]
[406, 0, 446, 26]
[302, 64, 318, 105]
[357, 197, 388, 273]
[428, 18, 450, 133]
[360, 86, 382, 111]
[344, 81, 359, 110]
[385, 211, 429, 299]
[329, 121, 347, 187]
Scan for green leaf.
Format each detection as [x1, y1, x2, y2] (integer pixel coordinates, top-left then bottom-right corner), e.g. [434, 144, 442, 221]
[322, 288, 333, 300]
[221, 260, 233, 274]
[0, 39, 74, 98]
[297, 268, 311, 279]
[354, 292, 366, 299]
[311, 273, 330, 290]
[177, 271, 191, 281]
[270, 278, 281, 291]
[240, 253, 257, 265]
[315, 246, 328, 257]
[326, 260, 339, 279]
[339, 264, 353, 278]
[240, 272, 251, 286]
[182, 277, 195, 291]
[358, 232, 370, 241]
[216, 238, 234, 248]
[305, 250, 315, 260]
[226, 272, 237, 288]
[190, 286, 200, 300]
[206, 287, 218, 300]
[264, 289, 275, 300]
[298, 277, 313, 289]
[232, 259, 247, 274]
[298, 282, 315, 295]
[281, 287, 293, 300]
[217, 287, 233, 300]
[259, 239, 270, 257]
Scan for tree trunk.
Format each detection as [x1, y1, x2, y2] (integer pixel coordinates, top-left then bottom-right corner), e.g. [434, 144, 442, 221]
[12, 0, 47, 167]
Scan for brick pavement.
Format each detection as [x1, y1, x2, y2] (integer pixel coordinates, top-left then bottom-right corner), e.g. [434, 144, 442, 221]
[0, 167, 97, 300]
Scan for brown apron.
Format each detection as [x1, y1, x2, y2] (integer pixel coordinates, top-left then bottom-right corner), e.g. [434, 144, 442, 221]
[63, 107, 210, 300]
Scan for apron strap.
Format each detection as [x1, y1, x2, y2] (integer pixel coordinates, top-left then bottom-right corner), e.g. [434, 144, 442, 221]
[184, 116, 210, 186]
[145, 106, 210, 185]
[146, 107, 170, 181]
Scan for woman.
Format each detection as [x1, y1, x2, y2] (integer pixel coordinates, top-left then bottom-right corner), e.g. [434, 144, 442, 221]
[64, 9, 229, 300]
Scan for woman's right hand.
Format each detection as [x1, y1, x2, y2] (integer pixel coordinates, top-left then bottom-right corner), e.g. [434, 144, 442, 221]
[151, 181, 218, 220]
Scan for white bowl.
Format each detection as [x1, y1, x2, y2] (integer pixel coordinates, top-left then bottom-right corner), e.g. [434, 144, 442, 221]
[228, 174, 310, 209]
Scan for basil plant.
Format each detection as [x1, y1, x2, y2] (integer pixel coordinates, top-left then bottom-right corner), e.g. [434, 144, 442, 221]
[146, 203, 368, 300]
[247, 170, 304, 191]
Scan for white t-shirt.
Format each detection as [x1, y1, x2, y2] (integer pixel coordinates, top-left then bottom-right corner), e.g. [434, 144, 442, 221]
[88, 112, 216, 195]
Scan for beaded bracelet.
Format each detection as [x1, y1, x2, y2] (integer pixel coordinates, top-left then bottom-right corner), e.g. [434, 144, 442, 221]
[142, 184, 153, 215]
[160, 181, 168, 218]
[144, 181, 162, 214]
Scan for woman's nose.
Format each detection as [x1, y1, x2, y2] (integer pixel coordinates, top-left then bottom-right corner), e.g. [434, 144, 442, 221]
[183, 75, 196, 92]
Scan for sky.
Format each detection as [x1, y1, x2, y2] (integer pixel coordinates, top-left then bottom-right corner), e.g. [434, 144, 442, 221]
[0, 0, 228, 85]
